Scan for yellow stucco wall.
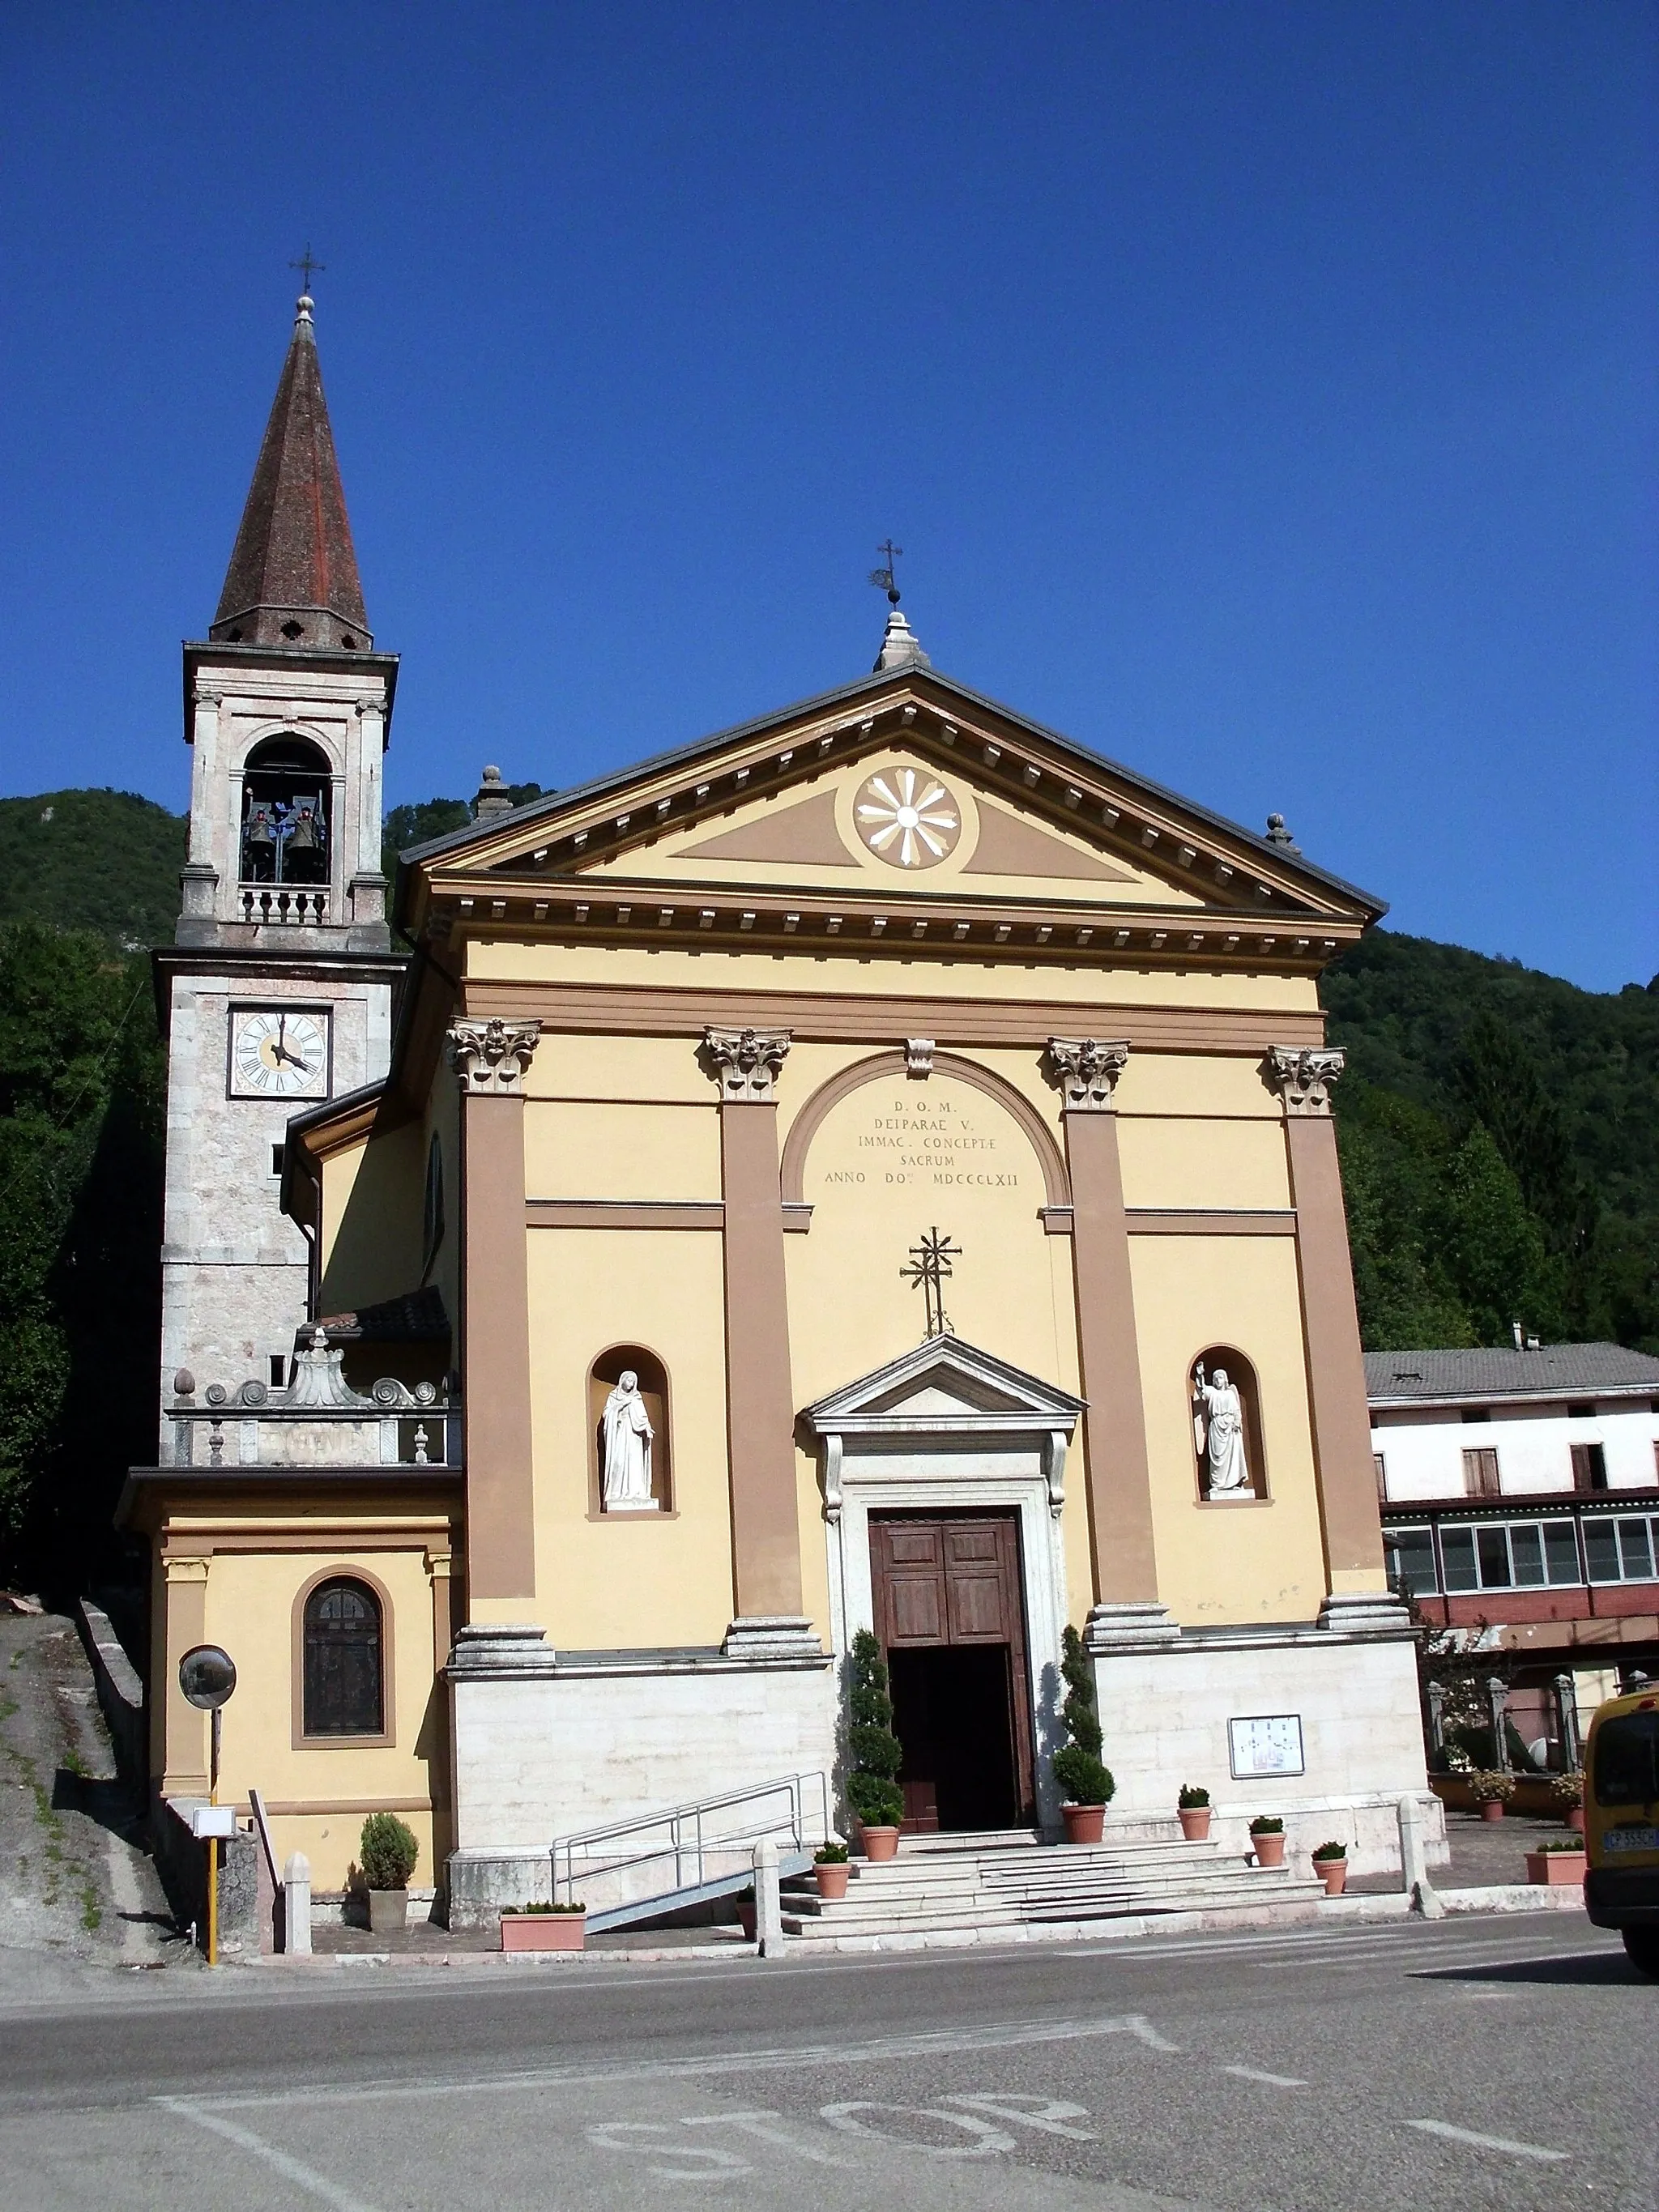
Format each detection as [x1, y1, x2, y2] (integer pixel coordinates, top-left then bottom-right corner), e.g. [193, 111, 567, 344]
[318, 1119, 426, 1313]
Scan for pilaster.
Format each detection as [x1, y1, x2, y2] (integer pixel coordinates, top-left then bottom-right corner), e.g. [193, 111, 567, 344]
[160, 1554, 211, 1796]
[450, 1019, 541, 1610]
[1045, 1040, 1168, 1634]
[1267, 1046, 1388, 1593]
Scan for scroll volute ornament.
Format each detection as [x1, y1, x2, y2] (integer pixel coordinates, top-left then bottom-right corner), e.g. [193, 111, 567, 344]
[702, 1025, 791, 1102]
[1267, 1046, 1346, 1116]
[446, 1017, 541, 1094]
[1046, 1037, 1129, 1113]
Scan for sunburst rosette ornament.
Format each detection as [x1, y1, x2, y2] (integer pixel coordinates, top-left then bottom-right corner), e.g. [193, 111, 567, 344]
[853, 766, 962, 870]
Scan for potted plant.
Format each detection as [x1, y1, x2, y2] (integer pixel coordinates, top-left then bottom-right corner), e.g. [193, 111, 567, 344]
[501, 1901, 586, 1952]
[1177, 1784, 1212, 1842]
[1550, 1769, 1586, 1835]
[1525, 1836, 1588, 1887]
[1311, 1839, 1348, 1895]
[1248, 1815, 1286, 1869]
[735, 1883, 757, 1939]
[359, 1812, 419, 1934]
[813, 1842, 851, 1901]
[1470, 1771, 1515, 1822]
[1052, 1626, 1115, 1843]
[847, 1629, 905, 1860]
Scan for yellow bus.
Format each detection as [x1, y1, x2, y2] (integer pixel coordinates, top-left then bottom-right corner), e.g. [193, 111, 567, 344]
[1583, 1684, 1659, 1978]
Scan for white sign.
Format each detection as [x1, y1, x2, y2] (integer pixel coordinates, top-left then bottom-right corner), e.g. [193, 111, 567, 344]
[190, 1805, 238, 1839]
[1228, 1715, 1305, 1779]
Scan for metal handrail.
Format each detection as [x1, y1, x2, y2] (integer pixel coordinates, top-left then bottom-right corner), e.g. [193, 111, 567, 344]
[551, 1771, 830, 1906]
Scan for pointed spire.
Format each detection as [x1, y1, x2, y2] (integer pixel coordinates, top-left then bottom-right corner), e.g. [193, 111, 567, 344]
[874, 605, 931, 672]
[210, 294, 371, 651]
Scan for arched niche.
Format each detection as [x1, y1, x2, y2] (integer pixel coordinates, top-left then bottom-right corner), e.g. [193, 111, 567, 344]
[587, 1345, 673, 1516]
[239, 733, 335, 888]
[1189, 1344, 1269, 1503]
[780, 1051, 1070, 1212]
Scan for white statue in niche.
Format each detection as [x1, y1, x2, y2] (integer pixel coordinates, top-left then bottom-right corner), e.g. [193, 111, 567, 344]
[1192, 1361, 1252, 1499]
[600, 1370, 658, 1511]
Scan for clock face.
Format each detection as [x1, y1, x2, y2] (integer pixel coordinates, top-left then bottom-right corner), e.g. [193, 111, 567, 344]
[230, 1009, 330, 1098]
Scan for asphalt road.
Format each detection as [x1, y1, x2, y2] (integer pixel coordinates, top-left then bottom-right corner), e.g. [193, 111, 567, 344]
[0, 1914, 1649, 2211]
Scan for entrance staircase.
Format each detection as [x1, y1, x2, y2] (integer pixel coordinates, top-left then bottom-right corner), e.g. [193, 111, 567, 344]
[780, 1825, 1325, 1943]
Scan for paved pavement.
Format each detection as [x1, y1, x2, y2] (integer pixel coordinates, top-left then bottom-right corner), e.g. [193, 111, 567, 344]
[0, 1908, 1647, 2210]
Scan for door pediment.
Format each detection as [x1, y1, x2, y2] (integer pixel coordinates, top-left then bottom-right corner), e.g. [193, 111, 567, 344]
[803, 1335, 1085, 1439]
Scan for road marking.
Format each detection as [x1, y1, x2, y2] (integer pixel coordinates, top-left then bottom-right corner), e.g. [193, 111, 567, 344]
[684, 2110, 851, 2166]
[1222, 2065, 1307, 2087]
[1406, 2119, 1567, 2163]
[821, 2102, 1016, 2157]
[158, 2098, 382, 2211]
[167, 2010, 1181, 2117]
[944, 2093, 1096, 2139]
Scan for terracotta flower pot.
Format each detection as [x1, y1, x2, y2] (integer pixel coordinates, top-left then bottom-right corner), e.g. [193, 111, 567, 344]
[1178, 1806, 1212, 1842]
[1316, 1857, 1347, 1895]
[1478, 1798, 1506, 1822]
[367, 1888, 408, 1935]
[736, 1901, 757, 1938]
[860, 1825, 901, 1862]
[1565, 1805, 1585, 1835]
[1252, 1831, 1286, 1868]
[814, 1860, 850, 1900]
[1062, 1803, 1106, 1845]
[1525, 1850, 1586, 1887]
[501, 1912, 586, 1952]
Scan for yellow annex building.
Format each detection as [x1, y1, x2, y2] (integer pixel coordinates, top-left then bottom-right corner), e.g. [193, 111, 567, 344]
[126, 297, 1438, 1921]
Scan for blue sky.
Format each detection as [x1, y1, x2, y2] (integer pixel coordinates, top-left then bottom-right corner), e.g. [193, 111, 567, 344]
[2, 2, 1653, 989]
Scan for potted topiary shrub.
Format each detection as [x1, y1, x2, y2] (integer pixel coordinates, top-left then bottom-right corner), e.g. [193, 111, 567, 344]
[1525, 1836, 1588, 1886]
[1177, 1784, 1212, 1842]
[1550, 1769, 1585, 1835]
[359, 1812, 419, 1934]
[1311, 1839, 1348, 1895]
[813, 1842, 851, 1901]
[1470, 1771, 1515, 1822]
[736, 1883, 757, 1940]
[1052, 1626, 1115, 1843]
[847, 1629, 905, 1860]
[501, 1900, 586, 1952]
[1248, 1814, 1286, 1869]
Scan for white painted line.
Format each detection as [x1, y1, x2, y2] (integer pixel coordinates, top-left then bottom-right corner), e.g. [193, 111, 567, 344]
[168, 2011, 1182, 2117]
[1406, 2118, 1567, 2163]
[1222, 2065, 1307, 2088]
[158, 2098, 383, 2210]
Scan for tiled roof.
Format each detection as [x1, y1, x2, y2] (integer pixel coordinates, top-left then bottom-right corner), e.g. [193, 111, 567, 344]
[1366, 1343, 1659, 1405]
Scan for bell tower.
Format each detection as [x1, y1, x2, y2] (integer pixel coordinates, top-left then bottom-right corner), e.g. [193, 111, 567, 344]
[156, 292, 407, 1446]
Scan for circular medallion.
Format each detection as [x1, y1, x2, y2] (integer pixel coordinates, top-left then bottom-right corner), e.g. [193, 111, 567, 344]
[853, 765, 962, 870]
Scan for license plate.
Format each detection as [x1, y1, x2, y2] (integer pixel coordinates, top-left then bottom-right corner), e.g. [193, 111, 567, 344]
[1604, 1826, 1659, 1854]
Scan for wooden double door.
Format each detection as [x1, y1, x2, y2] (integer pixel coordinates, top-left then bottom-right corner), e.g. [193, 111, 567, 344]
[869, 1511, 1034, 1831]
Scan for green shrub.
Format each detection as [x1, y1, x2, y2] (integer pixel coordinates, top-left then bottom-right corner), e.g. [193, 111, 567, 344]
[1535, 1837, 1586, 1854]
[1311, 1839, 1346, 1861]
[847, 1629, 905, 1830]
[1248, 1815, 1284, 1836]
[359, 1812, 418, 1890]
[1178, 1784, 1210, 1809]
[814, 1842, 849, 1865]
[508, 1900, 586, 1913]
[1053, 1626, 1115, 1807]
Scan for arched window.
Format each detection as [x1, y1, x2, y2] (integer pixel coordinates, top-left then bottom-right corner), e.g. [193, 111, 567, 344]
[241, 735, 333, 888]
[1190, 1346, 1269, 1502]
[301, 1576, 385, 1737]
[587, 1345, 672, 1515]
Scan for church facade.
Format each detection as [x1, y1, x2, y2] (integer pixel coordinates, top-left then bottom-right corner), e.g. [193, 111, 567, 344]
[125, 300, 1436, 1914]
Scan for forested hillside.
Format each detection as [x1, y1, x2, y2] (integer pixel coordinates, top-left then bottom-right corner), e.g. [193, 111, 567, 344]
[0, 782, 1652, 1585]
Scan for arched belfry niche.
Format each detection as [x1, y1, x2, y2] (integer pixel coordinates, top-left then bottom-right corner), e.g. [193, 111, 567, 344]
[237, 732, 336, 889]
[783, 1052, 1073, 1394]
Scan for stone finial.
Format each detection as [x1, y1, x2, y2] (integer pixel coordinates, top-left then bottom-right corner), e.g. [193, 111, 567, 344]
[1265, 812, 1301, 852]
[702, 1026, 791, 1102]
[173, 1369, 197, 1398]
[447, 1017, 540, 1094]
[1266, 1045, 1346, 1116]
[873, 607, 932, 672]
[1045, 1037, 1129, 1112]
[474, 765, 514, 819]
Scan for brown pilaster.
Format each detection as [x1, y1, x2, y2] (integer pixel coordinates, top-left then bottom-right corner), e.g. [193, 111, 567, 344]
[450, 1018, 541, 1607]
[1269, 1047, 1386, 1588]
[1047, 1041, 1167, 1635]
[426, 1548, 455, 1864]
[160, 1553, 211, 1795]
[702, 1028, 817, 1654]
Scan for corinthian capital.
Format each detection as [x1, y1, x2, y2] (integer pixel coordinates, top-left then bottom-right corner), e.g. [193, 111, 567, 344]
[1046, 1037, 1129, 1112]
[1267, 1045, 1346, 1116]
[702, 1025, 791, 1102]
[446, 1017, 540, 1095]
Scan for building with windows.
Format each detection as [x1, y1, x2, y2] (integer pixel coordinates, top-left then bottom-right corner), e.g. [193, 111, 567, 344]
[1371, 1344, 1659, 1757]
[122, 296, 1441, 1916]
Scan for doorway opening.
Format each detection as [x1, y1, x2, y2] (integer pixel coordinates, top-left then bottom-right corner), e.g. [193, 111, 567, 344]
[889, 1644, 1019, 1831]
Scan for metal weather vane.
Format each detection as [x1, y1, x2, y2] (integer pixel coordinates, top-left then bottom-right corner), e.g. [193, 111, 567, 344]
[869, 539, 903, 605]
[902, 1226, 962, 1339]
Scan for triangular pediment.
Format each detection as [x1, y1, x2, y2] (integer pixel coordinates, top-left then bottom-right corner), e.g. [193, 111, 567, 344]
[394, 663, 1384, 963]
[802, 1335, 1085, 1433]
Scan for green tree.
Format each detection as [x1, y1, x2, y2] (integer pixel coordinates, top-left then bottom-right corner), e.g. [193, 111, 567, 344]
[1051, 1625, 1114, 1806]
[845, 1628, 905, 1830]
[1437, 1123, 1563, 1348]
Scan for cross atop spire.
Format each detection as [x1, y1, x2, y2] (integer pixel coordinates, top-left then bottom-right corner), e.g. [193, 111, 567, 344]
[209, 291, 371, 652]
[869, 538, 930, 671]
